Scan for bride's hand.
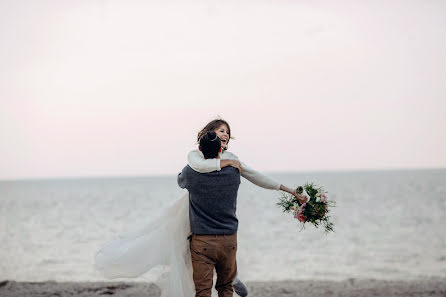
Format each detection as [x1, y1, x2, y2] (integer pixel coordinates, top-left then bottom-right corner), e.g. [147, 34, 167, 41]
[220, 159, 242, 173]
[293, 191, 308, 205]
[230, 160, 242, 173]
[280, 185, 307, 204]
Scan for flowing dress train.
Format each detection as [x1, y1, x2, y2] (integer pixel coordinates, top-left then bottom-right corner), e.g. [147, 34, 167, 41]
[95, 193, 196, 297]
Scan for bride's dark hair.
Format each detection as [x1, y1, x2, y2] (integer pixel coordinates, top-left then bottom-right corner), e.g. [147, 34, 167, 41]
[197, 118, 232, 150]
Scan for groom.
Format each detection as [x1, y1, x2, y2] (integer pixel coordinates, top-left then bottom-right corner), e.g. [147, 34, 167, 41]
[177, 131, 241, 297]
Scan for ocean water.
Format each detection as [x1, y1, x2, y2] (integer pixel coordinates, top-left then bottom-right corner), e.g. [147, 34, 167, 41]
[1, 169, 445, 282]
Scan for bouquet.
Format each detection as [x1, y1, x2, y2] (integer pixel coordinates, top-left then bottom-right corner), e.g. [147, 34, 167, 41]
[277, 182, 335, 233]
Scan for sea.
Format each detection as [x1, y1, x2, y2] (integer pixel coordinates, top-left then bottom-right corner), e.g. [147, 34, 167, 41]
[1, 169, 445, 282]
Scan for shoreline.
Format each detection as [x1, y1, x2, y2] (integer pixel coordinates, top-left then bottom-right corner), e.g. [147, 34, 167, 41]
[1, 278, 446, 297]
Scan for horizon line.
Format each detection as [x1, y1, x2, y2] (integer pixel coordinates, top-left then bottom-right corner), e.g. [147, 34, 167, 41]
[1, 166, 445, 182]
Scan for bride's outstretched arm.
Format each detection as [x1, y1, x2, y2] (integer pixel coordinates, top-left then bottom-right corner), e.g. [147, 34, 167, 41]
[188, 149, 306, 203]
[237, 156, 307, 204]
[238, 161, 281, 190]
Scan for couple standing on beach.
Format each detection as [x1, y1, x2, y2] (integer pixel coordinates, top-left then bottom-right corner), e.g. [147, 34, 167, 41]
[95, 118, 307, 297]
[178, 130, 242, 297]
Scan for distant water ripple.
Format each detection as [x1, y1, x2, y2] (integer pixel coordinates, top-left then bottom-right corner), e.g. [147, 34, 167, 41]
[1, 169, 445, 281]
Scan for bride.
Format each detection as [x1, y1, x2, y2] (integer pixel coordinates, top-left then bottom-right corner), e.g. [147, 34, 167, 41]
[94, 118, 307, 297]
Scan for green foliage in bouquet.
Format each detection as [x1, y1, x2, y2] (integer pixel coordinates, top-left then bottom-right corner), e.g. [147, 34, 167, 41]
[304, 182, 320, 202]
[276, 182, 336, 234]
[276, 193, 297, 213]
[302, 200, 335, 233]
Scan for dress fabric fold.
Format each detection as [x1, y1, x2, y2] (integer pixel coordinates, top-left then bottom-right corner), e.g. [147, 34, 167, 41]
[94, 193, 197, 297]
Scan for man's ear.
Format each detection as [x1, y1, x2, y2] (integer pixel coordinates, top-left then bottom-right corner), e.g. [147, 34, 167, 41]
[198, 146, 201, 151]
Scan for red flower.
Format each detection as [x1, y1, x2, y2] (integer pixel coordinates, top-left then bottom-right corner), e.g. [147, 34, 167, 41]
[296, 203, 307, 222]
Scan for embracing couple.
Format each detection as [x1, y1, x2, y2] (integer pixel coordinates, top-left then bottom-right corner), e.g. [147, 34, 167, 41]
[178, 130, 241, 297]
[178, 120, 307, 297]
[95, 118, 307, 297]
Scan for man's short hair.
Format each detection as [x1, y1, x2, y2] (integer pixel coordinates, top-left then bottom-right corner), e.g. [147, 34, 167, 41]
[199, 131, 221, 159]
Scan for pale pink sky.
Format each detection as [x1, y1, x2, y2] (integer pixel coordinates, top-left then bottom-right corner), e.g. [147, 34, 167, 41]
[1, 0, 445, 180]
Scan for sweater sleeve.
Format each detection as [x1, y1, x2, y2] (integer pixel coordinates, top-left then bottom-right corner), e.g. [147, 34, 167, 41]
[240, 161, 281, 190]
[177, 166, 188, 189]
[187, 149, 221, 173]
[222, 152, 281, 190]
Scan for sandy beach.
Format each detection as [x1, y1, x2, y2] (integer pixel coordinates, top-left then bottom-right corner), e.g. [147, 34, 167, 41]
[1, 278, 445, 297]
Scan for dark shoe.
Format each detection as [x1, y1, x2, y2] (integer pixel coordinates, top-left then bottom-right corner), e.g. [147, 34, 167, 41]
[233, 277, 248, 297]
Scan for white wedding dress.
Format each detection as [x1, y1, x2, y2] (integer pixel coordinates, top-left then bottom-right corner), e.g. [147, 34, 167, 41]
[95, 193, 195, 297]
[94, 150, 281, 297]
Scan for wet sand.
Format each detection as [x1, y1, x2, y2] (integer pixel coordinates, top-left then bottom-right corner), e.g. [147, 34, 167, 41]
[1, 278, 446, 297]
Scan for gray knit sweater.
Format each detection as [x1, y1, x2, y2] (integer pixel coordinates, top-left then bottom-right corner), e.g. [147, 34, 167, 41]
[177, 165, 241, 235]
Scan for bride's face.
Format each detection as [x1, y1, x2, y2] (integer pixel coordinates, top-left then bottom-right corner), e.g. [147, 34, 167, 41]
[214, 124, 230, 149]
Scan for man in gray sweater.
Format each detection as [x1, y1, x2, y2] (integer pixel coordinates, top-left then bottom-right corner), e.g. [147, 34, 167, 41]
[177, 131, 241, 297]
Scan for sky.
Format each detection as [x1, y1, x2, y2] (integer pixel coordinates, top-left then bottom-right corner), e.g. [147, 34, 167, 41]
[1, 0, 445, 180]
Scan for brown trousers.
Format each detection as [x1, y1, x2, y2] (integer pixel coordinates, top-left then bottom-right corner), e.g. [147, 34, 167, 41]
[190, 233, 237, 297]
